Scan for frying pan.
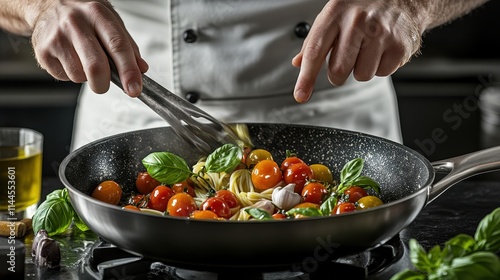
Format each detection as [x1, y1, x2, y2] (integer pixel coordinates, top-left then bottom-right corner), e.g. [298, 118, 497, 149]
[59, 123, 500, 271]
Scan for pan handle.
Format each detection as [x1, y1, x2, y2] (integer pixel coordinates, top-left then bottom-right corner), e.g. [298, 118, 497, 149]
[428, 145, 500, 204]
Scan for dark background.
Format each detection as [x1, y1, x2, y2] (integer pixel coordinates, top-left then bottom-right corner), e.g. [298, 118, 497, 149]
[1, 1, 500, 178]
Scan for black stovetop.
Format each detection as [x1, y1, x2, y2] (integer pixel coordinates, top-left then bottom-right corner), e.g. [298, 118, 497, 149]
[6, 176, 500, 279]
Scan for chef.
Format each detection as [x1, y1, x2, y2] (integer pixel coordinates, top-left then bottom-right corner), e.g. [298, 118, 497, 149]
[0, 0, 488, 150]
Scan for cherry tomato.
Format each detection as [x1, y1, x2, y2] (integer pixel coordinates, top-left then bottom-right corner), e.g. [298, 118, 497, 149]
[92, 180, 122, 205]
[135, 172, 161, 194]
[215, 189, 240, 208]
[280, 156, 305, 172]
[148, 185, 174, 212]
[310, 164, 334, 184]
[301, 182, 328, 204]
[284, 162, 313, 193]
[190, 210, 220, 220]
[251, 160, 282, 190]
[356, 196, 384, 210]
[332, 202, 357, 215]
[272, 213, 287, 220]
[122, 205, 141, 211]
[167, 193, 197, 217]
[201, 197, 231, 219]
[293, 202, 320, 209]
[246, 149, 273, 167]
[172, 180, 196, 197]
[344, 186, 368, 203]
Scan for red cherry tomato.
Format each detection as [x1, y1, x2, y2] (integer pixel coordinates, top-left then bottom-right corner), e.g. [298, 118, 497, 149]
[172, 180, 196, 197]
[92, 180, 122, 205]
[148, 185, 174, 212]
[272, 213, 287, 220]
[201, 197, 231, 219]
[190, 210, 220, 220]
[167, 193, 197, 217]
[251, 160, 282, 190]
[135, 172, 161, 194]
[332, 202, 357, 215]
[280, 156, 305, 172]
[284, 162, 313, 193]
[344, 186, 368, 203]
[123, 205, 141, 211]
[215, 189, 240, 209]
[301, 182, 328, 204]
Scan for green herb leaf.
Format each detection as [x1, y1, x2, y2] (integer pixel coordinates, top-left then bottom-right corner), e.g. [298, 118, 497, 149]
[32, 191, 75, 236]
[205, 144, 243, 173]
[319, 196, 337, 216]
[409, 239, 437, 274]
[72, 211, 90, 232]
[340, 158, 364, 183]
[430, 251, 500, 280]
[443, 234, 476, 260]
[142, 152, 192, 185]
[474, 207, 500, 252]
[390, 269, 427, 280]
[286, 207, 322, 217]
[245, 208, 272, 220]
[351, 176, 381, 194]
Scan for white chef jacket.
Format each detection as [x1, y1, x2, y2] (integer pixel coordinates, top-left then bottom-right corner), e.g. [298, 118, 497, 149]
[71, 0, 402, 150]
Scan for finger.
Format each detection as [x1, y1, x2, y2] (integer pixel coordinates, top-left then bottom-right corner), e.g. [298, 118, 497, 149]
[327, 25, 363, 86]
[292, 34, 310, 68]
[70, 25, 112, 94]
[294, 17, 339, 103]
[57, 44, 87, 84]
[126, 32, 149, 73]
[375, 51, 401, 77]
[93, 10, 143, 97]
[40, 56, 70, 82]
[352, 39, 384, 81]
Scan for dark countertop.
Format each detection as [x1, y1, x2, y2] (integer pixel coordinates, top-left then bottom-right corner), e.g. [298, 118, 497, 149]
[2, 176, 499, 279]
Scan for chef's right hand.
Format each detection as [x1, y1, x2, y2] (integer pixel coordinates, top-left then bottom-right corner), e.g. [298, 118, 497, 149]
[30, 0, 148, 97]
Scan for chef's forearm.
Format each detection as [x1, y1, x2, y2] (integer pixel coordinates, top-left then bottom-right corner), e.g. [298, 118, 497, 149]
[0, 0, 46, 36]
[409, 0, 490, 32]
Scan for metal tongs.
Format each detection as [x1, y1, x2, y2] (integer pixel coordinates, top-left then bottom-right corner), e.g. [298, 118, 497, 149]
[109, 63, 241, 155]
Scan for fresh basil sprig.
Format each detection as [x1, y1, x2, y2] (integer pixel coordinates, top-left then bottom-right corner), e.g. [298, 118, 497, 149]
[245, 208, 273, 220]
[205, 144, 243, 173]
[336, 158, 380, 195]
[142, 152, 192, 185]
[142, 144, 243, 185]
[391, 207, 500, 280]
[32, 188, 90, 236]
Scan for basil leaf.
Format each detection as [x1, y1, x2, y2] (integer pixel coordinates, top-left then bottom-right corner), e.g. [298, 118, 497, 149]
[142, 152, 191, 185]
[443, 234, 476, 259]
[319, 196, 337, 216]
[205, 144, 243, 173]
[340, 158, 364, 183]
[474, 207, 500, 252]
[286, 207, 322, 217]
[245, 208, 272, 220]
[351, 176, 381, 194]
[390, 269, 427, 280]
[430, 251, 500, 280]
[72, 211, 90, 232]
[45, 188, 68, 201]
[409, 239, 436, 274]
[32, 193, 75, 236]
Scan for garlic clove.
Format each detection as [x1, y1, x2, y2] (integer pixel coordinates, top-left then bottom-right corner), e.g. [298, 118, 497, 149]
[272, 183, 302, 211]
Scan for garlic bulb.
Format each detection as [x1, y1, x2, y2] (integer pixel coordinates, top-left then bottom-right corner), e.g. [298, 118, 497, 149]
[272, 183, 302, 211]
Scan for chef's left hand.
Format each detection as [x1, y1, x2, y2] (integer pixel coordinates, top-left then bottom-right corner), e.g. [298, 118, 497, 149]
[292, 0, 423, 103]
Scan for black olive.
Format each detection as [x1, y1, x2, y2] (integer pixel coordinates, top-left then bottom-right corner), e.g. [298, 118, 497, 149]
[34, 237, 61, 269]
[31, 229, 49, 257]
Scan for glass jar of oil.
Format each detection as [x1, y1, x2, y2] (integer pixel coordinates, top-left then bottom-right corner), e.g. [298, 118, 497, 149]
[0, 128, 43, 220]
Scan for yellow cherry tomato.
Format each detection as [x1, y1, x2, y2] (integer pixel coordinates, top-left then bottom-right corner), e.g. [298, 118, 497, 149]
[356, 196, 383, 210]
[310, 164, 334, 184]
[246, 149, 273, 167]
